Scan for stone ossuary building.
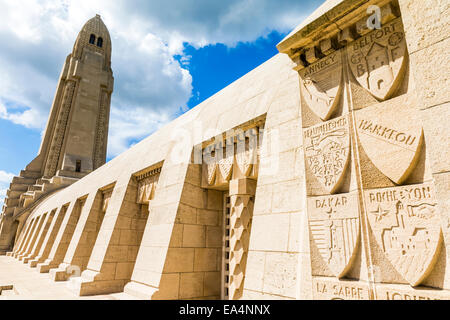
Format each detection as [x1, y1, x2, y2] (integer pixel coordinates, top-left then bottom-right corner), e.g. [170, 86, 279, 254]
[0, 0, 449, 300]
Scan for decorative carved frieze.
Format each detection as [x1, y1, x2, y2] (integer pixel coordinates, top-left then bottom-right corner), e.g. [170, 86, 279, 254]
[93, 90, 109, 170]
[286, 0, 448, 299]
[135, 167, 161, 205]
[101, 189, 113, 213]
[45, 81, 76, 177]
[235, 128, 258, 178]
[202, 127, 261, 187]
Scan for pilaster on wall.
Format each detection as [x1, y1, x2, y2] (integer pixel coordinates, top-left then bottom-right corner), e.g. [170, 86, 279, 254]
[18, 216, 43, 261]
[0, 214, 19, 254]
[12, 216, 35, 257]
[29, 205, 68, 268]
[49, 190, 106, 281]
[23, 210, 55, 264]
[68, 174, 152, 296]
[124, 153, 224, 300]
[228, 178, 256, 300]
[36, 199, 81, 273]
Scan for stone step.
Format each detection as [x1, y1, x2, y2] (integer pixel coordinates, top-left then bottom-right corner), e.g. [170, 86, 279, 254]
[9, 184, 29, 192]
[42, 183, 58, 193]
[19, 170, 41, 179]
[27, 185, 44, 192]
[51, 175, 79, 186]
[3, 207, 14, 216]
[6, 190, 22, 199]
[36, 178, 51, 185]
[19, 193, 34, 209]
[11, 176, 36, 186]
[4, 198, 19, 207]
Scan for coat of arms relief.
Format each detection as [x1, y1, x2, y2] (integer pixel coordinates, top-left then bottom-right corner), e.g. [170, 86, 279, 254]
[349, 15, 442, 286]
[348, 17, 407, 101]
[364, 183, 442, 286]
[299, 50, 343, 121]
[303, 115, 359, 277]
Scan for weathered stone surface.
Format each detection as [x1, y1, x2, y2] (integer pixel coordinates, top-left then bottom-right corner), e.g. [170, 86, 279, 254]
[398, 0, 450, 54]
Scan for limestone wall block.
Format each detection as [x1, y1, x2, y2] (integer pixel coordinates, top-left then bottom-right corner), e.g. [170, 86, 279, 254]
[409, 37, 450, 109]
[249, 213, 290, 252]
[205, 226, 222, 248]
[421, 102, 450, 174]
[243, 250, 265, 292]
[182, 224, 205, 248]
[203, 271, 221, 297]
[398, 0, 450, 54]
[179, 272, 204, 299]
[193, 248, 218, 272]
[164, 248, 194, 273]
[262, 252, 298, 299]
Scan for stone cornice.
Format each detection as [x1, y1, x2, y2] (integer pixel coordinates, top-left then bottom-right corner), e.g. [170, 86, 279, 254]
[277, 0, 400, 71]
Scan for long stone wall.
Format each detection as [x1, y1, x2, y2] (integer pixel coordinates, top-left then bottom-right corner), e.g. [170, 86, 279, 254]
[3, 0, 449, 300]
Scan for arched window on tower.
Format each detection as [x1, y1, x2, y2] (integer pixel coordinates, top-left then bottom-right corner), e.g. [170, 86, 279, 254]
[89, 34, 96, 44]
[97, 37, 103, 48]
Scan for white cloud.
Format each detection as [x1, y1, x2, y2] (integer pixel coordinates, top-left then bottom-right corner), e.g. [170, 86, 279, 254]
[0, 171, 15, 183]
[0, 170, 15, 209]
[0, 0, 320, 157]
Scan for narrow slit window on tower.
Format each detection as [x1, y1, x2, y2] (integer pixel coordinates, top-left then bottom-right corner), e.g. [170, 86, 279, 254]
[89, 34, 96, 44]
[75, 160, 81, 173]
[97, 37, 103, 48]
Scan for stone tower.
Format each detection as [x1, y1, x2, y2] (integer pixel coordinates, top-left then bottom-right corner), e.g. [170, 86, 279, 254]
[0, 15, 113, 253]
[40, 14, 114, 177]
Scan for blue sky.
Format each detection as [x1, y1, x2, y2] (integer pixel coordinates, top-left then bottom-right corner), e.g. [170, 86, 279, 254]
[0, 0, 323, 206]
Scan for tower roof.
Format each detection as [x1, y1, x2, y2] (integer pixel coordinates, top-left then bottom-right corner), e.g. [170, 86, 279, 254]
[72, 14, 112, 67]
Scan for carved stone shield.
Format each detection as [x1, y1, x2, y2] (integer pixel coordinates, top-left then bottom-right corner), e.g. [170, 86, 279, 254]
[303, 116, 350, 194]
[300, 51, 343, 120]
[355, 103, 423, 184]
[308, 193, 360, 277]
[348, 17, 407, 100]
[364, 183, 442, 286]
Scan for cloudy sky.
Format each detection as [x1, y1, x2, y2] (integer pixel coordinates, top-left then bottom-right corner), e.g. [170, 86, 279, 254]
[0, 0, 322, 207]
